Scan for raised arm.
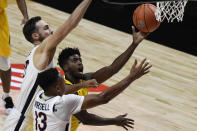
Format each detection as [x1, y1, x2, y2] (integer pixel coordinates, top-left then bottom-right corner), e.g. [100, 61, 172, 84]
[74, 110, 134, 130]
[34, 0, 92, 70]
[82, 58, 152, 109]
[84, 27, 149, 83]
[16, 0, 29, 24]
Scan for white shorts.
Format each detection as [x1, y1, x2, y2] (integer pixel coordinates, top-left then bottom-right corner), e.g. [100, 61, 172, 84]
[2, 108, 33, 131]
[0, 55, 10, 71]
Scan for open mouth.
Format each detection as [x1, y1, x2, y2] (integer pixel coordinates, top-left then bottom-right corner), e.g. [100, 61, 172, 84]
[78, 67, 83, 73]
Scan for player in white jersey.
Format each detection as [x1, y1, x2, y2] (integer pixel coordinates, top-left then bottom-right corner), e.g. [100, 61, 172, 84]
[3, 0, 93, 130]
[33, 57, 152, 131]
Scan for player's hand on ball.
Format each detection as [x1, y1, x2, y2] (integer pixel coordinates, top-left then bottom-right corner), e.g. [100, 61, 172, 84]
[129, 58, 152, 80]
[115, 113, 134, 130]
[132, 26, 150, 45]
[83, 79, 98, 88]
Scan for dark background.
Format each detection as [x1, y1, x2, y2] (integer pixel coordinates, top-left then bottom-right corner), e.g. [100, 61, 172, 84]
[33, 0, 197, 56]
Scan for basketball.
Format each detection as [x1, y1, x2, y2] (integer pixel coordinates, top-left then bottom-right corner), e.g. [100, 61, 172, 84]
[133, 4, 160, 33]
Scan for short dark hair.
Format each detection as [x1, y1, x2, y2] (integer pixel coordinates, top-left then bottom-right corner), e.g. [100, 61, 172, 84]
[37, 68, 59, 91]
[23, 16, 41, 43]
[58, 47, 81, 69]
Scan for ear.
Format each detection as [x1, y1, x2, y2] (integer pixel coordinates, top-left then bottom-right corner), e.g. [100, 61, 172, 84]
[32, 33, 39, 41]
[55, 83, 60, 91]
[63, 64, 68, 72]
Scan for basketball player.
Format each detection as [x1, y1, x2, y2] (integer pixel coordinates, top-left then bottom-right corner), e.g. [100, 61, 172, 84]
[3, 0, 93, 130]
[0, 0, 28, 114]
[58, 26, 149, 131]
[33, 58, 151, 131]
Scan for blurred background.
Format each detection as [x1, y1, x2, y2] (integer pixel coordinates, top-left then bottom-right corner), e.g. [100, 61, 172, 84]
[33, 0, 197, 56]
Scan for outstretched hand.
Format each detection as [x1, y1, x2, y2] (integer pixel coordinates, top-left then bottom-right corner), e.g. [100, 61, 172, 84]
[115, 113, 134, 130]
[132, 26, 150, 45]
[130, 58, 152, 80]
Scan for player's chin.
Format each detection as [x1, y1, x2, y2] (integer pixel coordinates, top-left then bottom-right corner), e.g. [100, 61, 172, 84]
[75, 72, 83, 79]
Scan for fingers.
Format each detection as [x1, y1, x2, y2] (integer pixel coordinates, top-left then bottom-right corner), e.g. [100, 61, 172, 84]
[132, 26, 136, 34]
[122, 125, 128, 131]
[121, 113, 128, 117]
[122, 122, 134, 130]
[134, 59, 137, 67]
[125, 123, 134, 129]
[142, 60, 151, 70]
[138, 58, 147, 73]
[129, 58, 152, 79]
[131, 59, 137, 70]
[144, 64, 152, 72]
[89, 79, 99, 88]
[139, 58, 147, 68]
[126, 118, 134, 122]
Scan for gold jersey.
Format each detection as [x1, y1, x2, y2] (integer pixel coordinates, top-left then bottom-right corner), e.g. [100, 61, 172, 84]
[0, 0, 11, 57]
[64, 78, 88, 131]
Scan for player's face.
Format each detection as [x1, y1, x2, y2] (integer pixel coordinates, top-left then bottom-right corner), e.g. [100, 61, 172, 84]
[36, 20, 53, 42]
[66, 54, 83, 79]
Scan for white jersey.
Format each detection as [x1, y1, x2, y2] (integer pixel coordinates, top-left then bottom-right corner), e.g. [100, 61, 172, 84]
[33, 91, 84, 131]
[3, 46, 54, 131]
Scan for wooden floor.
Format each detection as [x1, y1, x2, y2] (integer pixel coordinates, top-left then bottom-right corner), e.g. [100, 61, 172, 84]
[0, 0, 197, 131]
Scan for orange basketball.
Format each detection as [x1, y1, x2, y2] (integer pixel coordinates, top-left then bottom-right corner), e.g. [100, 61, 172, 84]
[133, 4, 160, 33]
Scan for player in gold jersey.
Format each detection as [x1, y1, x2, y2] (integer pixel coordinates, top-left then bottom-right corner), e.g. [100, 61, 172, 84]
[58, 26, 150, 130]
[0, 0, 28, 114]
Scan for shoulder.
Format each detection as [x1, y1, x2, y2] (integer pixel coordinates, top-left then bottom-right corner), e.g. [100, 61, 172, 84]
[61, 94, 84, 102]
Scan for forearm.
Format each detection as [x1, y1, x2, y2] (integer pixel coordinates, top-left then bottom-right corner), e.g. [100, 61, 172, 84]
[110, 43, 138, 73]
[64, 83, 85, 95]
[75, 110, 118, 126]
[99, 75, 134, 103]
[42, 0, 92, 51]
[16, 0, 28, 19]
[66, 0, 92, 29]
[92, 43, 138, 83]
[58, 0, 92, 36]
[82, 75, 134, 109]
[82, 114, 117, 126]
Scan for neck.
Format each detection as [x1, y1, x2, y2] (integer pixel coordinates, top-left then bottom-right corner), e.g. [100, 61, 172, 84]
[44, 92, 55, 97]
[44, 88, 58, 96]
[64, 72, 81, 84]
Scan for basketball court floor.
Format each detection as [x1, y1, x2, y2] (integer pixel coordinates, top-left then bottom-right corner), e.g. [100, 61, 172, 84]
[0, 0, 197, 131]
